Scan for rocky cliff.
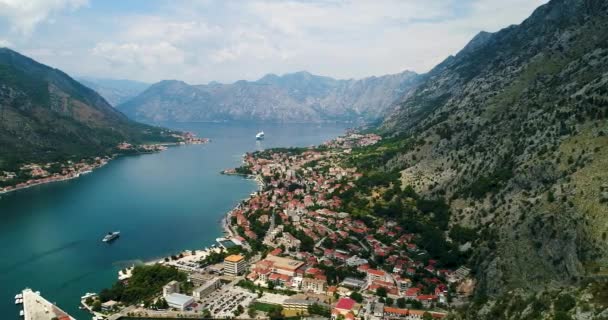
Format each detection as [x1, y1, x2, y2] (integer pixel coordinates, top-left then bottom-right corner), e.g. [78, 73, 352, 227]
[379, 0, 608, 307]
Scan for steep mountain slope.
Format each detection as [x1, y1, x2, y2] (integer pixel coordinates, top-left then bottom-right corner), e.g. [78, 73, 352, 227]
[77, 77, 149, 106]
[118, 71, 419, 123]
[376, 0, 608, 304]
[0, 48, 177, 170]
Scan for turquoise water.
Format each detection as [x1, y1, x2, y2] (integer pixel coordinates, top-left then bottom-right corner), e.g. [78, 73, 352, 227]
[0, 122, 348, 319]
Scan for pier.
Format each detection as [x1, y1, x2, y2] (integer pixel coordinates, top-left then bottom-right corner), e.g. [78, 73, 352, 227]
[21, 288, 75, 320]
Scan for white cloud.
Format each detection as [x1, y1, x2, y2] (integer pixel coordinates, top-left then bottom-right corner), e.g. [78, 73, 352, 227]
[0, 0, 88, 34]
[0, 0, 550, 83]
[91, 41, 185, 69]
[0, 38, 13, 47]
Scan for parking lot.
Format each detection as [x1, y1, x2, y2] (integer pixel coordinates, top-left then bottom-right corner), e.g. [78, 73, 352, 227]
[200, 285, 256, 318]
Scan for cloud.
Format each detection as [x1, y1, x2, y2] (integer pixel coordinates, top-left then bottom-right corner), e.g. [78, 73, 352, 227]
[0, 0, 88, 34]
[0, 38, 13, 47]
[91, 41, 185, 69]
[0, 0, 550, 83]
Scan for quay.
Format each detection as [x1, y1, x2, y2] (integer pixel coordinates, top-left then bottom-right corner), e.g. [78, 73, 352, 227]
[21, 288, 75, 320]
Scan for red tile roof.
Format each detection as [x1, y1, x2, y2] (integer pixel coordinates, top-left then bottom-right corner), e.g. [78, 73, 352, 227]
[335, 297, 356, 311]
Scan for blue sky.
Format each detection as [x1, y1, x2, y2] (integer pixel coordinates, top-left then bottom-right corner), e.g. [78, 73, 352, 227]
[0, 0, 547, 84]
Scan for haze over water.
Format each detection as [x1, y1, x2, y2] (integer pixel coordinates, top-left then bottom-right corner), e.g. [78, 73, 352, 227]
[0, 122, 348, 319]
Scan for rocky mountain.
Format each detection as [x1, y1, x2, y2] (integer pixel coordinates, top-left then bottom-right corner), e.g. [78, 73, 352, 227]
[77, 77, 149, 106]
[118, 70, 419, 123]
[371, 0, 608, 317]
[0, 48, 177, 170]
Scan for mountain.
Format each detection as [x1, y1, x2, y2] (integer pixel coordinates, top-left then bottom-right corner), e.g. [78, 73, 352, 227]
[118, 70, 419, 123]
[77, 77, 149, 106]
[0, 48, 178, 170]
[364, 0, 608, 315]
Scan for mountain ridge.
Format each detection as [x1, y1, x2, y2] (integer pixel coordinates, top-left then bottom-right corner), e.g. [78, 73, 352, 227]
[118, 70, 420, 123]
[77, 77, 150, 106]
[0, 47, 177, 170]
[375, 0, 608, 307]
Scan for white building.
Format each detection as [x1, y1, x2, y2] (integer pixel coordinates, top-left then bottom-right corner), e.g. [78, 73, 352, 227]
[224, 254, 246, 276]
[192, 278, 221, 300]
[163, 280, 180, 297]
[165, 293, 194, 311]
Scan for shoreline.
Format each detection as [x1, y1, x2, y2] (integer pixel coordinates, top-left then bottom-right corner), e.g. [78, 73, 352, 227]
[0, 139, 209, 196]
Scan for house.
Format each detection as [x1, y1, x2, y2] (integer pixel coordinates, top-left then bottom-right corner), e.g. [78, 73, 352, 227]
[101, 300, 118, 312]
[416, 295, 438, 307]
[301, 278, 328, 294]
[346, 255, 368, 267]
[404, 287, 421, 299]
[366, 269, 388, 283]
[383, 307, 446, 319]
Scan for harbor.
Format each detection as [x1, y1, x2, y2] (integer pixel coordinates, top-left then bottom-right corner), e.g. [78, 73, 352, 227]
[0, 122, 348, 318]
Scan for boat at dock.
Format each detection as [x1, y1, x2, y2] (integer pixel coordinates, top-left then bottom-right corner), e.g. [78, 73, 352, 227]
[102, 231, 120, 242]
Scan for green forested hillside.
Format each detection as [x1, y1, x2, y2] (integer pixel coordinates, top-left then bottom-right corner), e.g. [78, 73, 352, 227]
[346, 0, 608, 318]
[0, 48, 178, 171]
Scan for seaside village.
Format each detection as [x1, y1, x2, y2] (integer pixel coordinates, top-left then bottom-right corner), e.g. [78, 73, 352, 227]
[72, 133, 473, 320]
[0, 132, 208, 194]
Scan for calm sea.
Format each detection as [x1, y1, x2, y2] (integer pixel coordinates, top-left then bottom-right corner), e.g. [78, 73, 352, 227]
[0, 122, 348, 319]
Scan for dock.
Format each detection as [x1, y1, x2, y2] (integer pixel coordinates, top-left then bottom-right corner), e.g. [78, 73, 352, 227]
[21, 288, 75, 320]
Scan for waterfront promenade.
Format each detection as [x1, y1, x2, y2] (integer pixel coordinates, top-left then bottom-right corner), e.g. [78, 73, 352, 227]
[22, 288, 75, 320]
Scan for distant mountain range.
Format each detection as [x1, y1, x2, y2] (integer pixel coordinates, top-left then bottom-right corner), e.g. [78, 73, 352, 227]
[0, 48, 177, 170]
[77, 77, 149, 106]
[117, 71, 420, 123]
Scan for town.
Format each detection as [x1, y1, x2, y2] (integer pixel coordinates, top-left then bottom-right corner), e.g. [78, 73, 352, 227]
[79, 132, 473, 320]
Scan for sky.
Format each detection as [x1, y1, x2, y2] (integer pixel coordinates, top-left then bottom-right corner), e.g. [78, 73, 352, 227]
[0, 0, 548, 84]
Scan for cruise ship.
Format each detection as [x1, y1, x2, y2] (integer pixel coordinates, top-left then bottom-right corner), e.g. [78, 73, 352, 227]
[255, 131, 264, 140]
[102, 231, 120, 242]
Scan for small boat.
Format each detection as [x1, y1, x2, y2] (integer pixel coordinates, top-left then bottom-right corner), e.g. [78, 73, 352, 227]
[102, 231, 120, 242]
[15, 294, 22, 299]
[19, 310, 24, 317]
[255, 131, 265, 140]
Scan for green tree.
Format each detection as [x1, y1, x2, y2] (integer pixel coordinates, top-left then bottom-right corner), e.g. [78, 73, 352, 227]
[92, 300, 101, 312]
[350, 292, 363, 303]
[422, 312, 433, 320]
[397, 298, 406, 308]
[376, 287, 388, 297]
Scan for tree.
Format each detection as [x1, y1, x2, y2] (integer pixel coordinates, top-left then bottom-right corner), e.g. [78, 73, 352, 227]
[92, 300, 101, 312]
[248, 306, 257, 319]
[376, 287, 387, 297]
[385, 297, 394, 306]
[349, 292, 363, 303]
[268, 281, 275, 290]
[422, 312, 433, 320]
[397, 298, 406, 308]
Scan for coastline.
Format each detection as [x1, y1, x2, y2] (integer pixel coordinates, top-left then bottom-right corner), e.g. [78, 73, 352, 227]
[0, 139, 209, 196]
